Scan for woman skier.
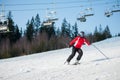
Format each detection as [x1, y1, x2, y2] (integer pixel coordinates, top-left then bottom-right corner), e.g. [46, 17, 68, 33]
[65, 31, 90, 65]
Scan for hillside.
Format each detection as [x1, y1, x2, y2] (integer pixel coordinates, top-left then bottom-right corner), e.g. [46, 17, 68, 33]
[0, 37, 120, 80]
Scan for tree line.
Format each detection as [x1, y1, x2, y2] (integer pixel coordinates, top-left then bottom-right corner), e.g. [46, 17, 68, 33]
[0, 11, 119, 59]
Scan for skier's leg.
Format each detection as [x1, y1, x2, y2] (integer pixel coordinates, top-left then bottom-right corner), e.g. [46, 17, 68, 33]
[76, 49, 83, 61]
[66, 47, 76, 63]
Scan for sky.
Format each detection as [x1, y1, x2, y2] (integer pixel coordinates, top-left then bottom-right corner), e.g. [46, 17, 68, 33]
[0, 0, 120, 35]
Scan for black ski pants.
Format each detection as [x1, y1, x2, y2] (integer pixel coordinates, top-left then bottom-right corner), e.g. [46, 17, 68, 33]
[67, 47, 83, 62]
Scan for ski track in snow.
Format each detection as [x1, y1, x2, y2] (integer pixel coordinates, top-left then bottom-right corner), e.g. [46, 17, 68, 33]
[0, 37, 120, 80]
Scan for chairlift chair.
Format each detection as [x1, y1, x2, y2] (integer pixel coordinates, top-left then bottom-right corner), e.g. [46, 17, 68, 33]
[105, 11, 113, 17]
[0, 23, 9, 33]
[43, 1, 58, 26]
[85, 7, 94, 17]
[0, 17, 10, 33]
[43, 10, 58, 26]
[43, 21, 52, 26]
[112, 3, 120, 13]
[0, 4, 10, 33]
[77, 11, 87, 22]
[47, 10, 58, 22]
[104, 7, 113, 17]
[43, 18, 58, 26]
[77, 8, 94, 22]
[77, 16, 86, 22]
[77, 13, 94, 22]
[105, 1, 120, 17]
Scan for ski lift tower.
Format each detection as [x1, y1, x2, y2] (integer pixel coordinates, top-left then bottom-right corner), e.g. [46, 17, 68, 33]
[43, 2, 58, 26]
[0, 4, 9, 33]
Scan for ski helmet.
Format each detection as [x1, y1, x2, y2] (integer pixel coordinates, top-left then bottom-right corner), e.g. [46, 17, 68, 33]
[80, 31, 85, 37]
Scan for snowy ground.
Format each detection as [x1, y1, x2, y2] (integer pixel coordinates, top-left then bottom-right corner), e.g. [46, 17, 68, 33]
[0, 37, 120, 80]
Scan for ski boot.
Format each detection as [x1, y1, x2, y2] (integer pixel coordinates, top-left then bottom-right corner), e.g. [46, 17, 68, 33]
[73, 60, 80, 65]
[64, 61, 70, 65]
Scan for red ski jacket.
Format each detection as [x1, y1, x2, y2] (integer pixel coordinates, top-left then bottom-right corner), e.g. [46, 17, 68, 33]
[69, 36, 90, 49]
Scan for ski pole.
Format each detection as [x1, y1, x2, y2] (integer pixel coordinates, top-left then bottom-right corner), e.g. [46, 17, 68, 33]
[92, 44, 109, 59]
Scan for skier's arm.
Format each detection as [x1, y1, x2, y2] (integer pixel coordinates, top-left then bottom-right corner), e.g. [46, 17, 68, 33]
[84, 38, 90, 46]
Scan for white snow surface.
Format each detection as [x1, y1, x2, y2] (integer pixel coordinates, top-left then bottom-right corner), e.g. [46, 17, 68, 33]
[0, 37, 120, 80]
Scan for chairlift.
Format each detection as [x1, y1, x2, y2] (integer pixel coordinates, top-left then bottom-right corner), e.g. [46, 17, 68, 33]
[43, 10, 58, 26]
[77, 11, 86, 22]
[43, 3, 58, 26]
[77, 0, 94, 22]
[0, 18, 9, 33]
[105, 0, 120, 17]
[105, 8, 113, 17]
[112, 4, 120, 13]
[43, 22, 52, 26]
[85, 7, 94, 17]
[105, 11, 113, 17]
[43, 20, 53, 26]
[77, 7, 94, 22]
[105, 6, 120, 17]
[43, 16, 58, 26]
[0, 4, 10, 33]
[47, 10, 58, 22]
[77, 15, 86, 22]
[112, 0, 120, 12]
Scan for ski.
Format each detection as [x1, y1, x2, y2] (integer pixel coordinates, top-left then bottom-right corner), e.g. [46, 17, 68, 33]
[72, 62, 80, 65]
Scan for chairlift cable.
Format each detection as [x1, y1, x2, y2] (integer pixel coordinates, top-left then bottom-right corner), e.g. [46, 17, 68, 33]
[0, 1, 116, 12]
[4, 0, 107, 6]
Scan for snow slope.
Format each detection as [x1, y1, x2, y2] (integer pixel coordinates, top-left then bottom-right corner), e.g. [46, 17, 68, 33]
[0, 37, 120, 80]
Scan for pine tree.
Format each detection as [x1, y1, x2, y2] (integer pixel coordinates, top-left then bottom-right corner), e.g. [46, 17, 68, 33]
[26, 17, 35, 42]
[73, 22, 78, 37]
[56, 27, 61, 37]
[93, 25, 112, 42]
[34, 14, 41, 36]
[7, 11, 19, 44]
[118, 33, 120, 36]
[98, 25, 104, 41]
[14, 25, 21, 41]
[40, 21, 55, 39]
[61, 18, 70, 37]
[103, 25, 112, 39]
[93, 26, 99, 42]
[94, 26, 104, 42]
[7, 11, 14, 32]
[68, 23, 72, 38]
